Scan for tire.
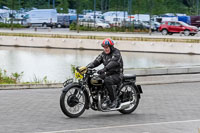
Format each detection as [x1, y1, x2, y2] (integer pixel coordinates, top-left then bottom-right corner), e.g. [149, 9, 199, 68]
[161, 29, 168, 35]
[118, 84, 140, 114]
[97, 26, 103, 30]
[60, 87, 86, 118]
[42, 23, 47, 28]
[184, 30, 190, 36]
[57, 24, 62, 28]
[190, 33, 196, 36]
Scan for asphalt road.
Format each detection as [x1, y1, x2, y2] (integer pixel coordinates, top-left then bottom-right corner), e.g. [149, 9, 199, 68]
[0, 82, 200, 133]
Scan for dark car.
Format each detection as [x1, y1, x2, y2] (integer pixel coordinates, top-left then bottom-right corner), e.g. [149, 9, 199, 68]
[190, 16, 200, 27]
[56, 15, 70, 28]
[124, 20, 151, 30]
[159, 21, 198, 36]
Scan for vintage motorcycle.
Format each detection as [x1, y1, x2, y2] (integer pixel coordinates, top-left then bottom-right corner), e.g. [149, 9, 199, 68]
[60, 66, 143, 118]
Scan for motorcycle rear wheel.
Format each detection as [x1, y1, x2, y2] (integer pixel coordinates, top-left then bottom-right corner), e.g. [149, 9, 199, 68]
[60, 87, 86, 118]
[118, 84, 140, 114]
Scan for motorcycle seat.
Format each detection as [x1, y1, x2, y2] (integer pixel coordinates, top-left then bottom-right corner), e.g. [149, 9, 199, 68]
[123, 74, 136, 80]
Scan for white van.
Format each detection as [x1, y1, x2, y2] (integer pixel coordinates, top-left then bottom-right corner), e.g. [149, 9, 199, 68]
[133, 14, 150, 22]
[103, 11, 128, 27]
[27, 9, 57, 27]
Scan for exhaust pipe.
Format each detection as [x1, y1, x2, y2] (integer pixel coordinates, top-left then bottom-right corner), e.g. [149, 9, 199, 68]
[118, 101, 131, 110]
[98, 93, 132, 111]
[110, 101, 131, 111]
[97, 93, 109, 112]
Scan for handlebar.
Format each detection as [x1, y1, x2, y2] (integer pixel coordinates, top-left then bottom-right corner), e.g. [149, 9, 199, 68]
[87, 68, 97, 75]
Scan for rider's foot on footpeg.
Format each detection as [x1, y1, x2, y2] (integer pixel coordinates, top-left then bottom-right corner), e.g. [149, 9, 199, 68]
[109, 100, 117, 108]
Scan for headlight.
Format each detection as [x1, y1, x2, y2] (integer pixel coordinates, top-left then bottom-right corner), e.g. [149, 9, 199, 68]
[75, 70, 83, 79]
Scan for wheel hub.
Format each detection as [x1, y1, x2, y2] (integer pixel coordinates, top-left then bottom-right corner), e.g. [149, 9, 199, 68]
[67, 95, 79, 107]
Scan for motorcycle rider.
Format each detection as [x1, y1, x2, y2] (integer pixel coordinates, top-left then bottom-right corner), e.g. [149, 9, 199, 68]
[87, 38, 123, 108]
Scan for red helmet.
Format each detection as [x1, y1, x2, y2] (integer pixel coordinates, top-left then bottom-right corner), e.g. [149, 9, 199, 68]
[101, 38, 114, 47]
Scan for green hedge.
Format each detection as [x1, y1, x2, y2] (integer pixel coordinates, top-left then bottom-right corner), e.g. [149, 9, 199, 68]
[0, 23, 26, 28]
[0, 68, 53, 84]
[69, 22, 149, 33]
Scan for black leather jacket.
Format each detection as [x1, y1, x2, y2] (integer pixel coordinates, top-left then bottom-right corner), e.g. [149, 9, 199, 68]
[87, 47, 123, 76]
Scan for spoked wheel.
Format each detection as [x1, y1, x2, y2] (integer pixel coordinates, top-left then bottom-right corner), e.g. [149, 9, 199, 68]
[60, 87, 86, 118]
[118, 84, 140, 114]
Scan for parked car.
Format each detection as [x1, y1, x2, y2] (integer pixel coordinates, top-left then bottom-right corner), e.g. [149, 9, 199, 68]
[132, 20, 156, 31]
[190, 16, 200, 27]
[143, 21, 158, 31]
[27, 9, 57, 27]
[124, 20, 149, 29]
[56, 15, 70, 28]
[159, 21, 198, 36]
[79, 18, 110, 29]
[153, 21, 161, 31]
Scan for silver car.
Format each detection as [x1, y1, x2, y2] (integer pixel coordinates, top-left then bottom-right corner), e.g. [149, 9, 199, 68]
[79, 18, 110, 29]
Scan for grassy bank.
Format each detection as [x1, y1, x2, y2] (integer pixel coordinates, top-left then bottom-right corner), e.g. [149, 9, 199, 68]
[0, 68, 23, 84]
[0, 68, 52, 84]
[0, 23, 26, 28]
[0, 30, 199, 44]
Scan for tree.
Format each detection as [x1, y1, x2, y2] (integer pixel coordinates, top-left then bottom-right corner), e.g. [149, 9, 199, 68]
[68, 0, 76, 9]
[183, 0, 198, 15]
[0, 0, 7, 8]
[0, 0, 199, 16]
[6, 0, 18, 10]
[57, 0, 69, 13]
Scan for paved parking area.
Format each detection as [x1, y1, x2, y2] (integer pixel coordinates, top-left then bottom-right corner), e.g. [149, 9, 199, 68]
[0, 82, 200, 133]
[0, 28, 200, 38]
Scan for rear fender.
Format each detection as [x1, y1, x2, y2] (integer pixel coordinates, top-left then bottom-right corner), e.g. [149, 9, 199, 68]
[136, 85, 143, 93]
[62, 83, 90, 109]
[122, 82, 143, 99]
[133, 84, 143, 99]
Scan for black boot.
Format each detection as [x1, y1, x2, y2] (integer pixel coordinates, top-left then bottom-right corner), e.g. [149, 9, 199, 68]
[108, 85, 117, 108]
[109, 100, 117, 108]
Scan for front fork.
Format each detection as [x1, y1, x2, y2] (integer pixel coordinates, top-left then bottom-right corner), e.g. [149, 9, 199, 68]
[97, 91, 112, 112]
[97, 92, 103, 111]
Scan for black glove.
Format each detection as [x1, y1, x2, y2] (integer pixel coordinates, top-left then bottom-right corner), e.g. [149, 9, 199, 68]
[97, 68, 107, 75]
[87, 63, 94, 69]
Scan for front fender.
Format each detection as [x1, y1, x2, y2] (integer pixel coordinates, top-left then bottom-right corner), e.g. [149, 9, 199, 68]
[62, 82, 80, 92]
[62, 82, 90, 109]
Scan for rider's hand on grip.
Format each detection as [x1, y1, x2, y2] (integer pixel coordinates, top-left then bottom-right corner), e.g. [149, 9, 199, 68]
[97, 68, 106, 75]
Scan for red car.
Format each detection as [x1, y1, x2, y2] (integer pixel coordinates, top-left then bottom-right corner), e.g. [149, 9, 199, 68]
[159, 21, 198, 36]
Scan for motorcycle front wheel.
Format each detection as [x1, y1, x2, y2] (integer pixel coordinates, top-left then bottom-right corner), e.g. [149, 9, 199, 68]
[60, 87, 86, 118]
[118, 84, 140, 114]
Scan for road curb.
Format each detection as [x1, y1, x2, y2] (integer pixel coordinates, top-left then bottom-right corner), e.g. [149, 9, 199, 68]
[137, 78, 200, 85]
[1, 66, 200, 90]
[125, 66, 200, 76]
[0, 83, 62, 90]
[1, 74, 200, 90]
[0, 77, 199, 90]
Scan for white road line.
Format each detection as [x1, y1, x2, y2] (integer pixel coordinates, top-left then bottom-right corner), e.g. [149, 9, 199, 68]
[36, 119, 200, 133]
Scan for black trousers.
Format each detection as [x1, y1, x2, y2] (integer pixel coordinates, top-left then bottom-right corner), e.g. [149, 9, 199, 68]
[99, 74, 121, 102]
